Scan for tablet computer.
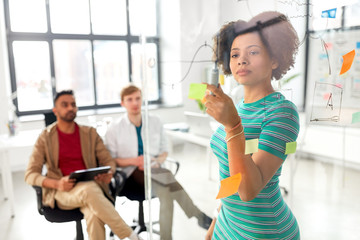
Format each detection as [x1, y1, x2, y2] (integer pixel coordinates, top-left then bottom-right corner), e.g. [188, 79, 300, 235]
[69, 166, 111, 182]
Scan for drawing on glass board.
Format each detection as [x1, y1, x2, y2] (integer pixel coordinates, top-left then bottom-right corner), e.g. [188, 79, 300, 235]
[310, 82, 343, 122]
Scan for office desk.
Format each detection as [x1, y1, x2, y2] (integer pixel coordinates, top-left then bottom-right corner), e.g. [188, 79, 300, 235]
[0, 129, 40, 217]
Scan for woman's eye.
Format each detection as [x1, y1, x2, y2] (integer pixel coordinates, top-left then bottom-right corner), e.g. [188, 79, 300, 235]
[249, 50, 259, 55]
[231, 53, 239, 58]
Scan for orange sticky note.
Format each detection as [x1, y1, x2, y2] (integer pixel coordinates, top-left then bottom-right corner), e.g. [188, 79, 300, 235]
[340, 50, 355, 75]
[216, 173, 242, 199]
[201, 96, 206, 104]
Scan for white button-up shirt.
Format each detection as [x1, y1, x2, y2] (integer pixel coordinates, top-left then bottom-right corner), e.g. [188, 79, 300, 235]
[105, 113, 168, 160]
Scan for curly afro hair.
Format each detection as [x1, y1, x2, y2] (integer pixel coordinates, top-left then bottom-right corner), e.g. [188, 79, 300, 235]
[213, 11, 299, 80]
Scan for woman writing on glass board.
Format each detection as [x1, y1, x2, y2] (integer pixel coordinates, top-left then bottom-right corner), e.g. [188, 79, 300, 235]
[204, 11, 300, 239]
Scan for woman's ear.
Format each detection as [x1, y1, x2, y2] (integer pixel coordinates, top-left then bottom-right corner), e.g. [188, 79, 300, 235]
[271, 59, 279, 70]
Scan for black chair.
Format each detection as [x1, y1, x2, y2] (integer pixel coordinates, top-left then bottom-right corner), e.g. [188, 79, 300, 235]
[44, 111, 57, 126]
[280, 186, 289, 195]
[37, 112, 128, 238]
[120, 158, 180, 234]
[33, 170, 127, 240]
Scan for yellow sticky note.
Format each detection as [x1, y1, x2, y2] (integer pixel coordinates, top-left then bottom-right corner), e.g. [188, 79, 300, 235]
[245, 138, 259, 155]
[188, 83, 207, 100]
[219, 74, 225, 85]
[340, 50, 355, 75]
[216, 173, 242, 199]
[285, 141, 297, 154]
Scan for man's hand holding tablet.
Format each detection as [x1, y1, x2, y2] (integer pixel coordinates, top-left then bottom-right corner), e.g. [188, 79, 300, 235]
[69, 166, 111, 182]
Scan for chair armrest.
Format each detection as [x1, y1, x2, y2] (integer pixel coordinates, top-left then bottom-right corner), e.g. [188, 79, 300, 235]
[32, 186, 45, 215]
[163, 157, 180, 176]
[110, 170, 127, 200]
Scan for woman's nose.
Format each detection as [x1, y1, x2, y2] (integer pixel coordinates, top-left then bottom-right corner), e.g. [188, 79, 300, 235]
[238, 58, 248, 65]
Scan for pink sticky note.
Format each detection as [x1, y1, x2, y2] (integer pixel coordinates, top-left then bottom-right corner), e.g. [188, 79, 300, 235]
[323, 92, 331, 100]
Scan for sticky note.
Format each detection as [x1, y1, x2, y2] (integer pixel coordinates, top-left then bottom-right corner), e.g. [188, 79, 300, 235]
[321, 8, 337, 18]
[201, 96, 206, 104]
[340, 50, 355, 75]
[352, 112, 360, 124]
[219, 74, 225, 85]
[285, 142, 297, 154]
[245, 138, 259, 155]
[216, 173, 242, 199]
[335, 83, 342, 88]
[188, 83, 207, 100]
[325, 42, 332, 50]
[323, 92, 331, 100]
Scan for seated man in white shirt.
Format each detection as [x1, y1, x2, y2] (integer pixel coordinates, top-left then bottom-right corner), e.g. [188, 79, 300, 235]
[105, 85, 212, 240]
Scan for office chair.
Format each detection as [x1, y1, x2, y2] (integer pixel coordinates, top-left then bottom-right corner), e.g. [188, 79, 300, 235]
[120, 157, 180, 234]
[280, 186, 289, 195]
[44, 111, 57, 127]
[37, 112, 129, 239]
[33, 170, 126, 240]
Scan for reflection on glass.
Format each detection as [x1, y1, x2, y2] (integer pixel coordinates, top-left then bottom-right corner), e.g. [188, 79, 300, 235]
[129, 0, 157, 36]
[12, 41, 53, 111]
[49, 0, 90, 34]
[53, 40, 94, 106]
[131, 43, 159, 101]
[93, 41, 130, 104]
[90, 0, 127, 35]
[9, 0, 47, 33]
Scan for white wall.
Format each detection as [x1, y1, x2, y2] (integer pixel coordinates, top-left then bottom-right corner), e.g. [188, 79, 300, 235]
[298, 113, 360, 169]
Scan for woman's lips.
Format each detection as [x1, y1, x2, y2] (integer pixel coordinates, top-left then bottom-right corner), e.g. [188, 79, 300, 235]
[236, 69, 250, 76]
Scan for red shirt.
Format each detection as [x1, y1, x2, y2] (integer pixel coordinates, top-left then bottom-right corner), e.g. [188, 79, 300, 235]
[57, 124, 86, 176]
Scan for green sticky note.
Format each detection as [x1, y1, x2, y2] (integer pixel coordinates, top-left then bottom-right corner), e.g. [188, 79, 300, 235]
[188, 83, 207, 100]
[285, 142, 297, 155]
[352, 111, 360, 124]
[245, 138, 259, 155]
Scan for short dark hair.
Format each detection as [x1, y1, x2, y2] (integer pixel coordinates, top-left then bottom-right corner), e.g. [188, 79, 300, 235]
[213, 11, 299, 80]
[120, 85, 141, 102]
[54, 90, 74, 104]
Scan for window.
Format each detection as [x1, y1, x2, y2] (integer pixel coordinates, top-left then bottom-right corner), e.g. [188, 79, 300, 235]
[4, 0, 160, 115]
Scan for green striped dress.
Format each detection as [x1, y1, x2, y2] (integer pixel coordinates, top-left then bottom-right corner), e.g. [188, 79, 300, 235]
[211, 92, 300, 240]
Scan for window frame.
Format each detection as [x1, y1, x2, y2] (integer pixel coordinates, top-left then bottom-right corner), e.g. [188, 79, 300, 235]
[4, 0, 162, 116]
